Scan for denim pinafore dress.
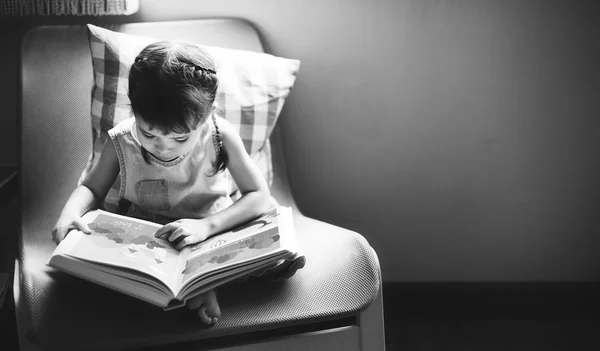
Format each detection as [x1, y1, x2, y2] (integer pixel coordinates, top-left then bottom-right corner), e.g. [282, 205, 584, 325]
[108, 117, 233, 224]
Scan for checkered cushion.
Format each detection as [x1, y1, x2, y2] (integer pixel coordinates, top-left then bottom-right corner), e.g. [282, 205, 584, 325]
[80, 24, 300, 212]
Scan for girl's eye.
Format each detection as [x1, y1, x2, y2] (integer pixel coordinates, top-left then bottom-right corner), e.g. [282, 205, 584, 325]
[175, 138, 189, 143]
[142, 133, 155, 139]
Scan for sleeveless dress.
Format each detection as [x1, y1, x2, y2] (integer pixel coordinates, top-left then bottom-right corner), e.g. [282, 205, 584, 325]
[108, 117, 233, 224]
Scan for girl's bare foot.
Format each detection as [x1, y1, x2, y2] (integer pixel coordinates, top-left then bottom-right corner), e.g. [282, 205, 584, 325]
[186, 289, 221, 325]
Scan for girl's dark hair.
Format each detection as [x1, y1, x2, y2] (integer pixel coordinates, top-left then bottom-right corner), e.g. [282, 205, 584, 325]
[128, 41, 227, 174]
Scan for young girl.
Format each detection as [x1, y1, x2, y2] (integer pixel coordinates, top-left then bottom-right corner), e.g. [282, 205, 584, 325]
[51, 41, 273, 325]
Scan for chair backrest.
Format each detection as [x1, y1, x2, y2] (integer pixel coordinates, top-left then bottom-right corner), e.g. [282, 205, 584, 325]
[20, 20, 298, 236]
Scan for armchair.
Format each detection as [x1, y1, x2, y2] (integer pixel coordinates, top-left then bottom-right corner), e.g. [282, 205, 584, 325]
[15, 19, 385, 351]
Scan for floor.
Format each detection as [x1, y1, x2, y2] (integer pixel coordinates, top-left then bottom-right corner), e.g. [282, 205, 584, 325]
[383, 283, 600, 350]
[385, 313, 600, 350]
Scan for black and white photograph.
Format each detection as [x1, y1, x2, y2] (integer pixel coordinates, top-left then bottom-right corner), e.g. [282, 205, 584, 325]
[1, 0, 600, 350]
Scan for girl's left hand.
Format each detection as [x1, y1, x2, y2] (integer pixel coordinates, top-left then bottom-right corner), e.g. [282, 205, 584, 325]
[154, 219, 212, 250]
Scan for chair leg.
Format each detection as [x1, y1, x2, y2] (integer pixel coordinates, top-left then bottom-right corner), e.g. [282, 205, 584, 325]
[358, 249, 386, 350]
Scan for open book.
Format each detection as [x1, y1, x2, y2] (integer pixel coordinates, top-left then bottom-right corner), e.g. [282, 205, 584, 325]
[48, 206, 301, 310]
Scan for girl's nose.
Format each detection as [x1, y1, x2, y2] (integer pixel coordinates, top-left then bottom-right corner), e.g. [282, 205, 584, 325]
[154, 143, 169, 153]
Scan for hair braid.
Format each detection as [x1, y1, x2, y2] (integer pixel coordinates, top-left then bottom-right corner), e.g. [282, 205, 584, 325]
[209, 114, 228, 175]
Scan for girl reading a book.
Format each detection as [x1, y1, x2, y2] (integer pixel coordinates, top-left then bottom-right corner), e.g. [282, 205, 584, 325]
[51, 41, 273, 325]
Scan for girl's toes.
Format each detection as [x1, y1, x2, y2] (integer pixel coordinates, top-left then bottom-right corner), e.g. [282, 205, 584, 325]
[204, 290, 221, 321]
[197, 306, 213, 325]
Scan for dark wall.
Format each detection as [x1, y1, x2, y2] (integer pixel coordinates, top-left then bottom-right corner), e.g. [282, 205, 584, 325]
[2, 0, 600, 282]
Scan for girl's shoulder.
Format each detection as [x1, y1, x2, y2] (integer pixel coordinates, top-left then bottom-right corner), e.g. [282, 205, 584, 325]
[212, 116, 236, 140]
[211, 116, 248, 157]
[108, 118, 135, 139]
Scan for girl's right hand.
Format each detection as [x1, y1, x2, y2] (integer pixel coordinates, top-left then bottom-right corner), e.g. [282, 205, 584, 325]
[52, 213, 92, 244]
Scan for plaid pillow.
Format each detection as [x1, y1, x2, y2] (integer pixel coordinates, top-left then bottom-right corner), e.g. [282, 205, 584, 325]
[80, 24, 300, 212]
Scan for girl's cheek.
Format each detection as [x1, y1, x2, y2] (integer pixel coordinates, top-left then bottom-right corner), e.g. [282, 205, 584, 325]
[182, 142, 195, 153]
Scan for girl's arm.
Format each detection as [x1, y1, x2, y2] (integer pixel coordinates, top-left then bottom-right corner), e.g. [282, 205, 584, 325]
[204, 118, 273, 233]
[156, 118, 272, 249]
[52, 139, 120, 243]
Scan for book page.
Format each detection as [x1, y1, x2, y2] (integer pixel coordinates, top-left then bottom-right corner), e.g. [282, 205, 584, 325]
[180, 207, 287, 285]
[58, 210, 182, 292]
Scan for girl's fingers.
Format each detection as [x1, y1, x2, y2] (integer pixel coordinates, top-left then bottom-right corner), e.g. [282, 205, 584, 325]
[155, 223, 177, 238]
[52, 227, 66, 244]
[168, 227, 186, 243]
[53, 223, 74, 244]
[73, 218, 92, 234]
[175, 235, 196, 250]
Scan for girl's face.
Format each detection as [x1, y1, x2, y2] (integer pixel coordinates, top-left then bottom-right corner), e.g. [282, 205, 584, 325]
[134, 117, 203, 162]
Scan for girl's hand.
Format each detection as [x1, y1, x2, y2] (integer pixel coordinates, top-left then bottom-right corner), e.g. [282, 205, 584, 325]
[154, 219, 212, 250]
[52, 213, 92, 245]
